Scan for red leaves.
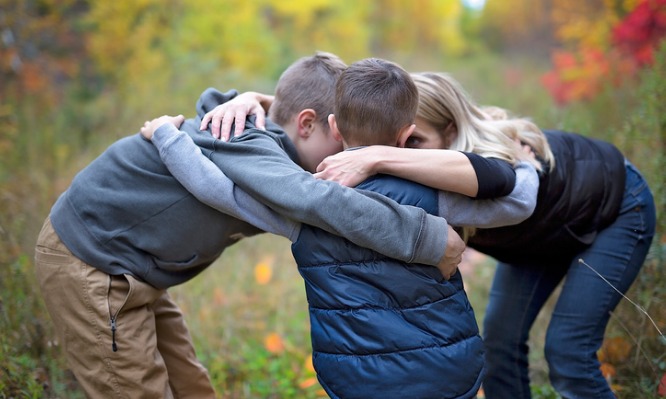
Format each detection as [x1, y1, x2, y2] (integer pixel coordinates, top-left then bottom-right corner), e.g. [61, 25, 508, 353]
[543, 0, 666, 105]
[613, 0, 666, 66]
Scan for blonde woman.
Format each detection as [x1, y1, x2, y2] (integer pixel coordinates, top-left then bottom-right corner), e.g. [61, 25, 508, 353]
[316, 72, 656, 399]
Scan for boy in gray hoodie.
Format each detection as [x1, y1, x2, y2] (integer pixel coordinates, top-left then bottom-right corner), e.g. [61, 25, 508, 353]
[34, 52, 476, 398]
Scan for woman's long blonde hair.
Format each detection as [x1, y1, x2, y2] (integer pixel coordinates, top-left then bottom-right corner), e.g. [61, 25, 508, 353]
[412, 72, 554, 171]
[412, 72, 554, 240]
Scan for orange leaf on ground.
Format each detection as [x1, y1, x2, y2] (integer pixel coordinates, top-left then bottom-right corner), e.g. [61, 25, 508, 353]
[264, 332, 285, 354]
[602, 336, 632, 363]
[254, 260, 273, 285]
[600, 362, 616, 379]
[213, 287, 225, 306]
[304, 355, 315, 372]
[299, 377, 318, 389]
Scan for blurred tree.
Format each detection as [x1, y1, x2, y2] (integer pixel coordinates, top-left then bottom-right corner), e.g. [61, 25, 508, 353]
[540, 0, 665, 104]
[0, 0, 90, 179]
[0, 0, 87, 101]
[371, 0, 465, 57]
[82, 0, 469, 97]
[479, 0, 640, 56]
[478, 0, 555, 56]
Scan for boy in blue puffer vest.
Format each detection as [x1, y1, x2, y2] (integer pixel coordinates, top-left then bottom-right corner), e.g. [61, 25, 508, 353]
[142, 54, 538, 398]
[293, 58, 486, 399]
[137, 55, 537, 398]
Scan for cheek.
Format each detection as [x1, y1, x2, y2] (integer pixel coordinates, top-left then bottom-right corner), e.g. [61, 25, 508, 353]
[417, 136, 446, 149]
[324, 140, 343, 157]
[311, 140, 342, 164]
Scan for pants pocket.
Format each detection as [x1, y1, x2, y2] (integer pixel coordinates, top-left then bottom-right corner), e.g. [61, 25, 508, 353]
[108, 273, 165, 352]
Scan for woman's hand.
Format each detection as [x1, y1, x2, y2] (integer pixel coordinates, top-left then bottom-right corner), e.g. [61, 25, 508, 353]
[314, 147, 379, 187]
[140, 115, 185, 141]
[199, 91, 272, 141]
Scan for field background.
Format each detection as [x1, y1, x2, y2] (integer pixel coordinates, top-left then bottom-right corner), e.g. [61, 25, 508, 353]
[1, 0, 664, 398]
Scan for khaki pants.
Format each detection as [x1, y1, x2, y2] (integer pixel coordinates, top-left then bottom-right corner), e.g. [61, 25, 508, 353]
[34, 217, 217, 399]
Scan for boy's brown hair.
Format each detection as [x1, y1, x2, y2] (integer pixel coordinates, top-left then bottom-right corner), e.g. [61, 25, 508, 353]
[270, 51, 347, 130]
[334, 58, 418, 146]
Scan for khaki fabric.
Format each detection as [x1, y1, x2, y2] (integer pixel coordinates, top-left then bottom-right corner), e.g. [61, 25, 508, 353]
[34, 217, 216, 399]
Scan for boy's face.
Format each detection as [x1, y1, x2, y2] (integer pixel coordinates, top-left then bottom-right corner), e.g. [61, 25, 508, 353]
[296, 123, 343, 173]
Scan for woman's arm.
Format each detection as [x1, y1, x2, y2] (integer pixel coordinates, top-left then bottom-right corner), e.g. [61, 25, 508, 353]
[438, 161, 539, 228]
[315, 146, 516, 198]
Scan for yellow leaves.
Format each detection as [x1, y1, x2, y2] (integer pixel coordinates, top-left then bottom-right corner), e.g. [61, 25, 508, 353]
[82, 0, 476, 92]
[373, 0, 465, 57]
[254, 256, 275, 285]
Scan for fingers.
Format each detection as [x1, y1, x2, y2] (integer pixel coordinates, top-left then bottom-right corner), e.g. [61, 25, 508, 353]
[199, 113, 212, 132]
[231, 111, 247, 141]
[254, 112, 266, 131]
[174, 115, 185, 128]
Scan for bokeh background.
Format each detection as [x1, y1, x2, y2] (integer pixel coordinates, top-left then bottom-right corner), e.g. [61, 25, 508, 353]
[1, 0, 665, 398]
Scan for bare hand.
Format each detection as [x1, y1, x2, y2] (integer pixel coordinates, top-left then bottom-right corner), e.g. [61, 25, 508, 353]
[199, 92, 267, 141]
[437, 226, 465, 279]
[314, 148, 375, 187]
[140, 115, 185, 141]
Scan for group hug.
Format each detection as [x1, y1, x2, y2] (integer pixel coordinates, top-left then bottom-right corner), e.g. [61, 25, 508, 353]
[35, 52, 655, 399]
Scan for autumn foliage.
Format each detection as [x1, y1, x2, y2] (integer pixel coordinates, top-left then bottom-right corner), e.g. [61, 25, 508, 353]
[1, 1, 664, 398]
[542, 0, 666, 104]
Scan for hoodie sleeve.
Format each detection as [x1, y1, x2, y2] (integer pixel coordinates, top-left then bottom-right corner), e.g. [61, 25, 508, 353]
[151, 124, 301, 241]
[438, 161, 539, 228]
[210, 130, 449, 267]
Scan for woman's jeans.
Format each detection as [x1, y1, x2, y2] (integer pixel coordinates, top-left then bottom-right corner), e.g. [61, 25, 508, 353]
[482, 161, 656, 399]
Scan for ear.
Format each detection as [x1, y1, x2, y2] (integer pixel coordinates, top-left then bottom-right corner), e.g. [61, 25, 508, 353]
[397, 124, 416, 148]
[296, 109, 317, 138]
[443, 121, 459, 147]
[328, 114, 343, 142]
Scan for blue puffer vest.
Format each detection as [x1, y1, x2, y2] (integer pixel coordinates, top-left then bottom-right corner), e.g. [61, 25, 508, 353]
[292, 175, 484, 399]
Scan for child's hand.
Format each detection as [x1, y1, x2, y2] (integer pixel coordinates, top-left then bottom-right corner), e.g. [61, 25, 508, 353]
[140, 115, 185, 141]
[437, 226, 464, 280]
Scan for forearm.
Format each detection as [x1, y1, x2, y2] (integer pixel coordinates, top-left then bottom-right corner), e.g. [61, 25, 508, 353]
[214, 132, 449, 266]
[151, 124, 300, 239]
[370, 146, 479, 196]
[439, 161, 538, 228]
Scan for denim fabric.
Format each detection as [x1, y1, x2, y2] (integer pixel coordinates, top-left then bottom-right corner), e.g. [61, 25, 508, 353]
[482, 161, 656, 399]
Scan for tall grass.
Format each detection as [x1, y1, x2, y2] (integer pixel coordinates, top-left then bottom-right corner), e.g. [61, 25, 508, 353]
[1, 49, 663, 398]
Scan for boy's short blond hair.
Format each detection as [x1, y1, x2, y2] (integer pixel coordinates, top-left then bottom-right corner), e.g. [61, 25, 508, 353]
[335, 58, 418, 146]
[270, 52, 347, 130]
